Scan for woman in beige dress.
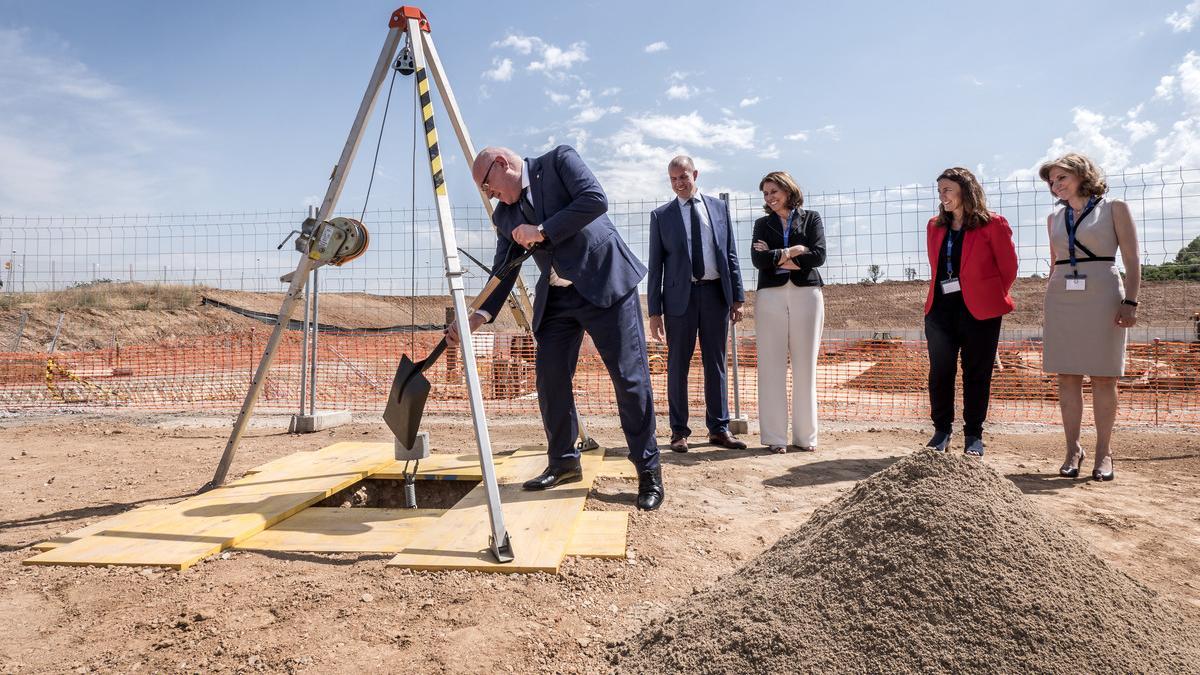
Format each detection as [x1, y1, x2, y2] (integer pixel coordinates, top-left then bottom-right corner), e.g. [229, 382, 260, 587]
[1039, 153, 1140, 482]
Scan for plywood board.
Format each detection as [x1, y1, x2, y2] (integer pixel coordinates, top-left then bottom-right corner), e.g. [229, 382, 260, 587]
[597, 453, 637, 479]
[32, 501, 177, 551]
[565, 511, 628, 559]
[371, 451, 511, 482]
[234, 508, 441, 553]
[232, 507, 625, 558]
[24, 442, 394, 570]
[386, 445, 603, 574]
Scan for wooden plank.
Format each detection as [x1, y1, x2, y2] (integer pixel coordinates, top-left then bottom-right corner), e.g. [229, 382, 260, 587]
[24, 442, 394, 570]
[371, 451, 511, 482]
[386, 445, 603, 574]
[565, 511, 628, 559]
[234, 508, 441, 553]
[32, 501, 177, 551]
[597, 453, 637, 479]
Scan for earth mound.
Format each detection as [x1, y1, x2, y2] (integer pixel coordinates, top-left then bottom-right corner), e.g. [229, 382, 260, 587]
[613, 450, 1200, 673]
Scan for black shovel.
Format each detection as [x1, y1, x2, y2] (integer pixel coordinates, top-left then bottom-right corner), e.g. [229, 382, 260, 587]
[384, 245, 539, 448]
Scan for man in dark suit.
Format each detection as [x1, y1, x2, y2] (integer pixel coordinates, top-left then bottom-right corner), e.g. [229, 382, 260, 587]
[447, 145, 663, 511]
[647, 156, 746, 453]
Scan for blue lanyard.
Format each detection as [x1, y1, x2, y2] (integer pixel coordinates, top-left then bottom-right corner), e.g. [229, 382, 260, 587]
[944, 229, 957, 279]
[780, 210, 797, 247]
[1064, 197, 1097, 269]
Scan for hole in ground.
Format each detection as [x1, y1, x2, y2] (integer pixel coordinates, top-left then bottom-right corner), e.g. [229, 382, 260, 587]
[318, 478, 479, 509]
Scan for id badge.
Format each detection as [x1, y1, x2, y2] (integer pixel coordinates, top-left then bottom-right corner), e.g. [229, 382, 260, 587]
[940, 278, 961, 294]
[1065, 274, 1087, 292]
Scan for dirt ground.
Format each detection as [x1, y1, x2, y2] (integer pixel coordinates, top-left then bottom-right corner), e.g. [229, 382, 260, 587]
[1, 411, 1198, 673]
[3, 278, 1196, 352]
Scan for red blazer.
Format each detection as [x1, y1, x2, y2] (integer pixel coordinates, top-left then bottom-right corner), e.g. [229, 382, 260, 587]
[924, 214, 1018, 320]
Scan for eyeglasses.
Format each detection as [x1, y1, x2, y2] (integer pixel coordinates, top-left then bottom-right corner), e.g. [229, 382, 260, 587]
[479, 159, 500, 194]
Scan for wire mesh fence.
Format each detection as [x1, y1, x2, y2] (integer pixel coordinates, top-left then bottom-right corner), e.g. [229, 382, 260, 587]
[1, 167, 1198, 427]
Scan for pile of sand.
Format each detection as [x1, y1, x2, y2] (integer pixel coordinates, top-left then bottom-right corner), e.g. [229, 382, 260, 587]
[613, 451, 1200, 673]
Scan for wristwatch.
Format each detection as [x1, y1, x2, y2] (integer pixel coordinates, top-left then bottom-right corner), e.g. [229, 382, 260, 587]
[1120, 298, 1139, 307]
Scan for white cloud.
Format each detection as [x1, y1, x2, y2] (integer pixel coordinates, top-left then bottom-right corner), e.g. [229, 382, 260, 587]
[1166, 1, 1200, 32]
[1155, 74, 1177, 101]
[758, 143, 780, 159]
[1010, 51, 1200, 181]
[1124, 118, 1158, 143]
[586, 113, 756, 201]
[483, 57, 513, 82]
[546, 90, 571, 105]
[492, 34, 538, 54]
[0, 28, 198, 214]
[739, 96, 761, 108]
[666, 84, 697, 100]
[644, 41, 668, 53]
[492, 33, 589, 80]
[816, 124, 841, 141]
[782, 125, 837, 143]
[628, 112, 756, 150]
[1179, 51, 1200, 109]
[529, 42, 588, 73]
[600, 87, 621, 97]
[571, 105, 622, 125]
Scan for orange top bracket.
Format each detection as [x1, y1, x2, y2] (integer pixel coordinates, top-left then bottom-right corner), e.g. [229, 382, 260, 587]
[390, 6, 431, 32]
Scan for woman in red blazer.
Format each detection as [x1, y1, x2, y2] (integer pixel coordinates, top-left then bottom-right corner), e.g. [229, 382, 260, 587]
[923, 167, 1018, 457]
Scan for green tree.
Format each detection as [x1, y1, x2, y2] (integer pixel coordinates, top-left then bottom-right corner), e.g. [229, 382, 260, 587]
[1142, 235, 1200, 281]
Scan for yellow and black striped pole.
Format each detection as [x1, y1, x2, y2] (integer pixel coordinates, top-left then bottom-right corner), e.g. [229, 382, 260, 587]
[415, 65, 447, 197]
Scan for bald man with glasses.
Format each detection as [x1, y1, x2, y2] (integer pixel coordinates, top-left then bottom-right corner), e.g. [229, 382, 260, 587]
[448, 145, 664, 511]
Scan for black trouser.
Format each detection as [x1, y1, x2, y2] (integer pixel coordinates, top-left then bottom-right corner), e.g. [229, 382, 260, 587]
[924, 296, 1002, 437]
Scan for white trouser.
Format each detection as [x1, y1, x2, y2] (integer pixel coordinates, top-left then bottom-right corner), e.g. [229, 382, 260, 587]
[755, 283, 824, 447]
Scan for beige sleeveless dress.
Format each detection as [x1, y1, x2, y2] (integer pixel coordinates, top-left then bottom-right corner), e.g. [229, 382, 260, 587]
[1042, 200, 1127, 377]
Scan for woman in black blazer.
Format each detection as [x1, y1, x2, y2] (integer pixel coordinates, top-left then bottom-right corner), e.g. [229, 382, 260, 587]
[750, 171, 826, 453]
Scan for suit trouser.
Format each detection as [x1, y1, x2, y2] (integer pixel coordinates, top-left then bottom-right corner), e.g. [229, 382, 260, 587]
[924, 297, 1002, 437]
[756, 283, 824, 447]
[535, 285, 660, 471]
[664, 281, 730, 438]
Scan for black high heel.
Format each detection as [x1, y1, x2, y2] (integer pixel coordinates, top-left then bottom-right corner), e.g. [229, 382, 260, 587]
[1059, 449, 1086, 478]
[1092, 456, 1115, 482]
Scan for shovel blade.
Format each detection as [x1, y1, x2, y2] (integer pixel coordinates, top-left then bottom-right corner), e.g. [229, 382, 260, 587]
[383, 355, 432, 450]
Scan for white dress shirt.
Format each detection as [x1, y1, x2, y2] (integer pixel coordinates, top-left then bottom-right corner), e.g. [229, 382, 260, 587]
[677, 191, 721, 281]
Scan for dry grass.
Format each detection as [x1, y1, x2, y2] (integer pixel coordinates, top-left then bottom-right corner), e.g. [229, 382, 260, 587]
[39, 282, 200, 312]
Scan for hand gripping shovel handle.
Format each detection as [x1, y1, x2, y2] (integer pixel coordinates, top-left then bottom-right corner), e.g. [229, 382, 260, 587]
[419, 242, 540, 372]
[384, 243, 541, 445]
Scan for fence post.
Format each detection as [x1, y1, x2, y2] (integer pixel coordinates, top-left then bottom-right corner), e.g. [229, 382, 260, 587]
[309, 266, 320, 415]
[1153, 338, 1160, 426]
[721, 192, 748, 435]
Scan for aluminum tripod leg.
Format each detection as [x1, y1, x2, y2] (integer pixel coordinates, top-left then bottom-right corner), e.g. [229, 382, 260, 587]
[408, 20, 512, 562]
[206, 27, 406, 490]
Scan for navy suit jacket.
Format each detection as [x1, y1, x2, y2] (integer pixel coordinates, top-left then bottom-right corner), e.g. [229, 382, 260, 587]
[479, 145, 647, 331]
[646, 194, 745, 317]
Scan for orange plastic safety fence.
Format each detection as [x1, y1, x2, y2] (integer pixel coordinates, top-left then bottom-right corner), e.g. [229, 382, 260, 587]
[2, 330, 1197, 427]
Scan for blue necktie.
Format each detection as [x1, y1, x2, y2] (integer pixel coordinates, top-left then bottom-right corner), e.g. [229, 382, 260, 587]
[689, 198, 705, 281]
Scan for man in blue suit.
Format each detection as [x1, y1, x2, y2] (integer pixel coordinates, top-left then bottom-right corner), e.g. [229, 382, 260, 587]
[447, 145, 663, 511]
[647, 156, 746, 453]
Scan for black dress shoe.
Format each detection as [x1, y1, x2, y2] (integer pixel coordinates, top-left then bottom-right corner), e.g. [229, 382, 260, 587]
[636, 467, 664, 511]
[708, 430, 747, 450]
[522, 464, 582, 491]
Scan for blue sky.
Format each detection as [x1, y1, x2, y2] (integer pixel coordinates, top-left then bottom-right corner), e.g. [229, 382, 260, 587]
[1, 0, 1199, 216]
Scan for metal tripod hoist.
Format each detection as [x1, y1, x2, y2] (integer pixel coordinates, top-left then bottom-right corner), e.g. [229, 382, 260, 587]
[207, 6, 515, 563]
